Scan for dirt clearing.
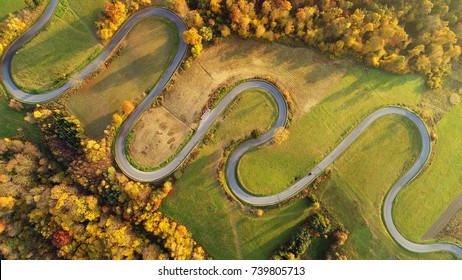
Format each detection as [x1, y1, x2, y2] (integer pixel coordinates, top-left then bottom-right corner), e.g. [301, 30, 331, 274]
[128, 106, 191, 168]
[130, 37, 350, 167]
[437, 206, 462, 245]
[162, 37, 350, 127]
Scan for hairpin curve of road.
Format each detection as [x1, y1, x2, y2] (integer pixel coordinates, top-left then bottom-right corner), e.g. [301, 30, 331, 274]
[2, 0, 461, 259]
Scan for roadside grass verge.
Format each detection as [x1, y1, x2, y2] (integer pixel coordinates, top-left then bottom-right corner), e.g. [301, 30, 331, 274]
[10, 0, 106, 92]
[238, 67, 423, 196]
[65, 17, 177, 138]
[393, 100, 462, 243]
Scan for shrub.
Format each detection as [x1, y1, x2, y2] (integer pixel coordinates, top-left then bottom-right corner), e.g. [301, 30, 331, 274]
[449, 93, 461, 105]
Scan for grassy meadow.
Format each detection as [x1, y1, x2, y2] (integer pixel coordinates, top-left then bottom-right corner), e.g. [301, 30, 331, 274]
[10, 0, 106, 92]
[0, 0, 29, 19]
[66, 17, 177, 138]
[238, 67, 423, 196]
[160, 67, 455, 259]
[393, 101, 462, 242]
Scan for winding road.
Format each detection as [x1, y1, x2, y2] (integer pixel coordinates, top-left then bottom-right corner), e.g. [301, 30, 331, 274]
[2, 0, 461, 259]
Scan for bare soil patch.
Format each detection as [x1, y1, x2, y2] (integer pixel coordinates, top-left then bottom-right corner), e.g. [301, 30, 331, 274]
[424, 192, 462, 240]
[131, 37, 350, 167]
[65, 17, 176, 138]
[437, 207, 462, 245]
[128, 106, 191, 167]
[163, 37, 350, 127]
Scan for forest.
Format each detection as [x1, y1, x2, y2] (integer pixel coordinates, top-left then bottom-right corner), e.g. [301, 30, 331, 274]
[175, 0, 461, 88]
[94, 0, 462, 88]
[1, 0, 461, 260]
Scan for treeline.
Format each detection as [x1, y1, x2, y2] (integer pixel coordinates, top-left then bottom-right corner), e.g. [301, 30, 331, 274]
[173, 0, 460, 88]
[95, 0, 153, 40]
[0, 103, 207, 260]
[95, 0, 461, 87]
[271, 195, 348, 260]
[0, 0, 45, 55]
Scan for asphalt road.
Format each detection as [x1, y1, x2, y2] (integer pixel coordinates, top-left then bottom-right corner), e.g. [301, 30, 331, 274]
[2, 0, 461, 259]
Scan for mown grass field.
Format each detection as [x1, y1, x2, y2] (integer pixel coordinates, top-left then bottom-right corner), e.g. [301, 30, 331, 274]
[160, 70, 455, 259]
[0, 86, 42, 143]
[0, 0, 28, 20]
[393, 100, 462, 243]
[160, 90, 304, 260]
[238, 67, 423, 196]
[212, 89, 277, 147]
[11, 0, 106, 92]
[66, 17, 177, 138]
[315, 114, 453, 259]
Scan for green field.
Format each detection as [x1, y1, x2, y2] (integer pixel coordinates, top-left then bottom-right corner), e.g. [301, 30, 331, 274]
[393, 100, 462, 242]
[0, 88, 26, 137]
[238, 67, 423, 196]
[160, 90, 307, 259]
[160, 73, 455, 259]
[0, 86, 42, 143]
[0, 0, 29, 20]
[212, 89, 277, 147]
[11, 0, 106, 92]
[315, 114, 453, 259]
[392, 61, 462, 244]
[66, 17, 177, 138]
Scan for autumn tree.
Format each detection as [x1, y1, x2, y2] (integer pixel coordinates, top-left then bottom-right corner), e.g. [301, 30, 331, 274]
[122, 100, 135, 115]
[96, 1, 128, 40]
[105, 1, 128, 25]
[183, 28, 203, 57]
[273, 127, 290, 145]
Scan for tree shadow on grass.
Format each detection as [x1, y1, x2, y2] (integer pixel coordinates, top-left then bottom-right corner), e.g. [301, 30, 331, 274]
[12, 19, 100, 92]
[319, 68, 423, 112]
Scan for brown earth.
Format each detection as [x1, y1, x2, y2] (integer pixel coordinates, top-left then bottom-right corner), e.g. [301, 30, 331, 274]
[423, 192, 462, 240]
[163, 37, 350, 127]
[129, 37, 350, 167]
[128, 106, 191, 167]
[437, 207, 462, 245]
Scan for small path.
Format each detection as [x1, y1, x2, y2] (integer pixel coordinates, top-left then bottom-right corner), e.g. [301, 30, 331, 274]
[66, 2, 95, 36]
[54, 16, 88, 36]
[228, 213, 243, 259]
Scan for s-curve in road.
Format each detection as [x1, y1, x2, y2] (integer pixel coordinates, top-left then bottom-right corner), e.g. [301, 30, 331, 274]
[114, 80, 288, 183]
[1, 0, 187, 104]
[226, 105, 462, 258]
[2, 0, 461, 259]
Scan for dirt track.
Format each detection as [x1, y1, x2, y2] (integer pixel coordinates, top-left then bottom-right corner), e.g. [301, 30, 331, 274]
[423, 192, 462, 240]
